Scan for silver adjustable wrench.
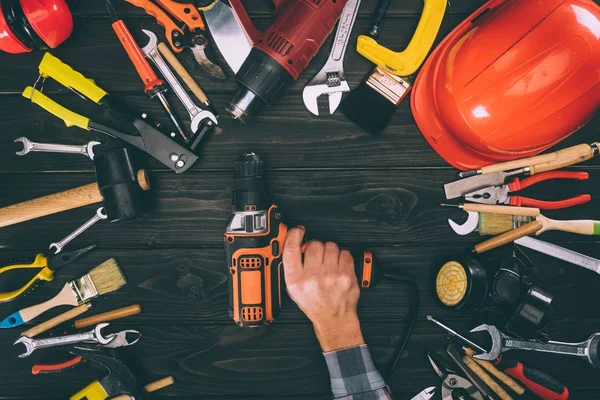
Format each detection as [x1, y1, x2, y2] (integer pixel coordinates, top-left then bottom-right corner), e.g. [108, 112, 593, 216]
[302, 0, 362, 116]
[471, 324, 600, 369]
[141, 29, 218, 140]
[15, 137, 101, 160]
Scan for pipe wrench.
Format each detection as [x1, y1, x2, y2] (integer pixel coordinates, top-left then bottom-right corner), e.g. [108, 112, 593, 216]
[302, 0, 361, 115]
[125, 0, 226, 80]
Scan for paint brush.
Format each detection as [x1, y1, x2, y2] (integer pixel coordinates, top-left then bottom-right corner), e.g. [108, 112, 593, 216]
[0, 258, 126, 328]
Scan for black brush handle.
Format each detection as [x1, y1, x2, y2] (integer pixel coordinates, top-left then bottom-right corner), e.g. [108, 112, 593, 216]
[369, 0, 392, 38]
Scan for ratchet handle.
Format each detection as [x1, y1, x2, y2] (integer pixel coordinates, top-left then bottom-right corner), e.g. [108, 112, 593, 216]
[498, 358, 569, 400]
[510, 195, 591, 210]
[125, 0, 185, 53]
[32, 356, 83, 375]
[508, 171, 589, 191]
[111, 20, 164, 93]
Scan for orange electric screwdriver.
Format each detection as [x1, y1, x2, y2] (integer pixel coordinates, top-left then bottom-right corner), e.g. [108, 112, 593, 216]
[105, 0, 187, 140]
[224, 153, 382, 327]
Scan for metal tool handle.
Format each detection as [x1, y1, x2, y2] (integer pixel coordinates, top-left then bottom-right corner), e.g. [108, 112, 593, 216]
[515, 236, 600, 274]
[31, 330, 96, 350]
[504, 337, 587, 357]
[328, 0, 362, 63]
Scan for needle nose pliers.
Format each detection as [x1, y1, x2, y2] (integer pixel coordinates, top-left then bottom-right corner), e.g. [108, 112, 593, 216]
[464, 171, 591, 209]
[0, 245, 95, 303]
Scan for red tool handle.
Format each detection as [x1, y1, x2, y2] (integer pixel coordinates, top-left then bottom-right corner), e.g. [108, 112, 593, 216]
[496, 357, 569, 400]
[508, 171, 589, 191]
[509, 194, 591, 209]
[111, 20, 164, 93]
[31, 356, 83, 375]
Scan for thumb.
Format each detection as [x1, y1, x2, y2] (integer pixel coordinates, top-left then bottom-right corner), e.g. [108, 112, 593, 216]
[283, 226, 306, 283]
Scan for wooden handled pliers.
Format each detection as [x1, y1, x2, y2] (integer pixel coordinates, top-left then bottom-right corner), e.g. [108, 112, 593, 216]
[0, 245, 95, 303]
[465, 171, 591, 209]
[125, 0, 226, 80]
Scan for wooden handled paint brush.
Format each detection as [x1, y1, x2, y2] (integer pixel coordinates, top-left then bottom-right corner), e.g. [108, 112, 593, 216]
[0, 258, 125, 328]
[475, 214, 600, 254]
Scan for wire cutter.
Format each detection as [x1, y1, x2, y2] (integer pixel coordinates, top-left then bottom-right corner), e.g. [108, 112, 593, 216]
[0, 245, 95, 303]
[464, 171, 591, 210]
[428, 353, 483, 400]
[23, 52, 199, 174]
[411, 386, 435, 400]
[125, 0, 225, 80]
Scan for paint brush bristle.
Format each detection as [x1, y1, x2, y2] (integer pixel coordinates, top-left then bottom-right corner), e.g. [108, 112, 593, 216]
[87, 258, 126, 295]
[478, 213, 514, 235]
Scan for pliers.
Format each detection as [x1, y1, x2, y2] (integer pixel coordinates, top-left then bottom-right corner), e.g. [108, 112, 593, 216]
[428, 353, 483, 400]
[0, 245, 95, 303]
[125, 0, 226, 80]
[24, 52, 199, 174]
[464, 171, 591, 210]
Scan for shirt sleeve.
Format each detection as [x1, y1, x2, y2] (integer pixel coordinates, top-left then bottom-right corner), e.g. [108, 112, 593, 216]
[323, 345, 393, 400]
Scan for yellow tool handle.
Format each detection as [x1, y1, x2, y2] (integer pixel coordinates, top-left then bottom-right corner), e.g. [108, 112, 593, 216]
[479, 143, 597, 175]
[356, 0, 447, 76]
[0, 182, 102, 228]
[23, 87, 91, 130]
[158, 42, 209, 104]
[70, 380, 109, 400]
[0, 254, 54, 303]
[463, 355, 514, 400]
[536, 215, 600, 235]
[462, 204, 541, 217]
[475, 221, 544, 254]
[22, 303, 91, 338]
[38, 53, 107, 103]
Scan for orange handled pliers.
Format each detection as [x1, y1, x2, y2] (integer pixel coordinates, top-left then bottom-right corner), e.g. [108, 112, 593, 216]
[465, 171, 591, 209]
[124, 0, 225, 79]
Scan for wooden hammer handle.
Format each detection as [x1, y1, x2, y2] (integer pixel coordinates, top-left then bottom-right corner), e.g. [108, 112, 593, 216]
[74, 304, 141, 329]
[0, 183, 102, 228]
[475, 221, 543, 254]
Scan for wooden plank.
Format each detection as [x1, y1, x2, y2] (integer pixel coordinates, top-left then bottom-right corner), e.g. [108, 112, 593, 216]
[71, 0, 485, 16]
[0, 169, 599, 249]
[1, 243, 600, 328]
[0, 319, 599, 399]
[1, 92, 599, 172]
[0, 15, 467, 95]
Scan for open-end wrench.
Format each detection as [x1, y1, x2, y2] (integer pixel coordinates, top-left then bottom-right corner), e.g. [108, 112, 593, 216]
[471, 324, 600, 369]
[302, 0, 361, 116]
[14, 323, 114, 358]
[141, 29, 218, 139]
[50, 207, 107, 254]
[15, 137, 101, 160]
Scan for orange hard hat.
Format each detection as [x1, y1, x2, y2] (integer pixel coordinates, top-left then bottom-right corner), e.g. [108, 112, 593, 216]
[411, 0, 600, 171]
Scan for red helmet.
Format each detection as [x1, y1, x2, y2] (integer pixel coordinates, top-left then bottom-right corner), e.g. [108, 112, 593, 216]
[0, 0, 73, 54]
[411, 0, 600, 171]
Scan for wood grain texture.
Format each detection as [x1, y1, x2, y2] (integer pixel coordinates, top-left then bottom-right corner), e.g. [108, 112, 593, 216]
[0, 0, 599, 399]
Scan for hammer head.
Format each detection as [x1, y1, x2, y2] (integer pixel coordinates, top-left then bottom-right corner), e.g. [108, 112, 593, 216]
[70, 346, 137, 397]
[94, 146, 151, 223]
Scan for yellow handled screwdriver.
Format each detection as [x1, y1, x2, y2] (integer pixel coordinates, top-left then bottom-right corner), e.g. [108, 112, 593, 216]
[0, 245, 95, 303]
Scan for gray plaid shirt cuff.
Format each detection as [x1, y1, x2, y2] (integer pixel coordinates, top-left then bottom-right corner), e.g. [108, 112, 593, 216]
[323, 345, 391, 399]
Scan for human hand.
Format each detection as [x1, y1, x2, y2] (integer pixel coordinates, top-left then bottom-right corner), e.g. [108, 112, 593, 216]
[283, 226, 364, 352]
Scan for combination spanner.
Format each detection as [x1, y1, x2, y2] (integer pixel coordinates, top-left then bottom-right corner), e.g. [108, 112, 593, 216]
[302, 0, 361, 116]
[14, 323, 114, 358]
[50, 207, 107, 254]
[471, 324, 600, 369]
[141, 29, 218, 141]
[15, 137, 101, 160]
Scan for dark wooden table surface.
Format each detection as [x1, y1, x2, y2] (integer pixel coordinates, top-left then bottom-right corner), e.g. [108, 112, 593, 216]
[0, 0, 599, 399]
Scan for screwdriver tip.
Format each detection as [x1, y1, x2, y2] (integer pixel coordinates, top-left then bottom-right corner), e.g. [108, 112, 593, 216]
[440, 203, 458, 208]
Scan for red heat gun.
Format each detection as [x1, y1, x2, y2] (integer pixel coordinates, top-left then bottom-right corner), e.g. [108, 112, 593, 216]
[227, 0, 349, 123]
